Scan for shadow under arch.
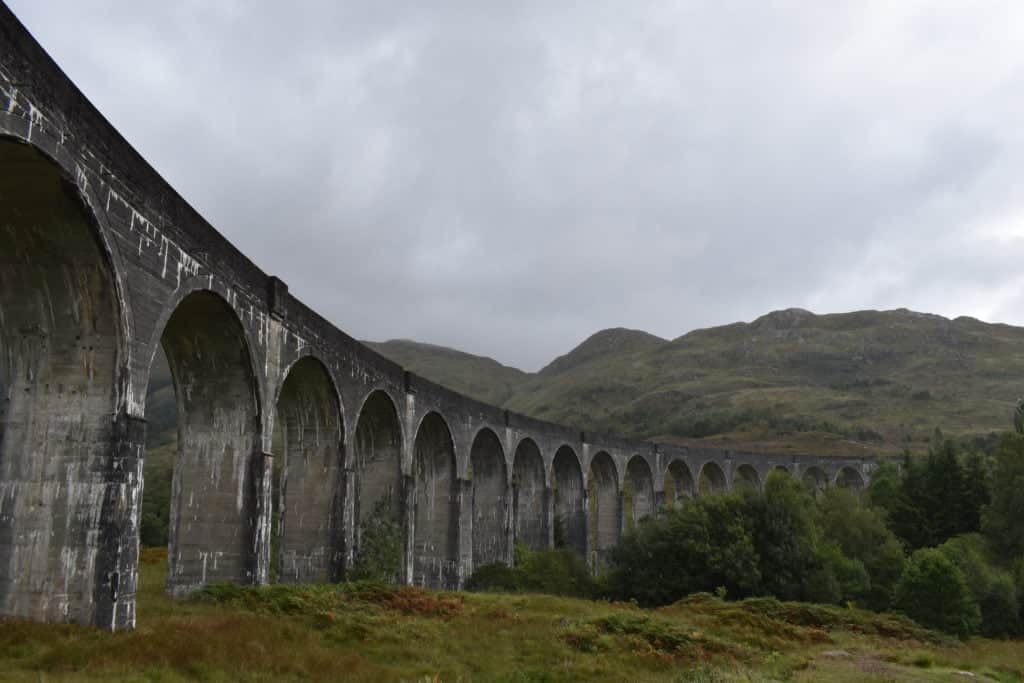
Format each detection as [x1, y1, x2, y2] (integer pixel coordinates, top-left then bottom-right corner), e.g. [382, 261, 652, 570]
[511, 438, 547, 552]
[834, 466, 865, 490]
[588, 452, 619, 568]
[698, 462, 728, 496]
[469, 427, 508, 569]
[273, 355, 345, 584]
[624, 456, 655, 528]
[0, 136, 128, 625]
[155, 289, 263, 595]
[351, 389, 404, 582]
[802, 466, 828, 497]
[664, 460, 695, 507]
[552, 446, 586, 557]
[733, 464, 761, 493]
[411, 411, 458, 589]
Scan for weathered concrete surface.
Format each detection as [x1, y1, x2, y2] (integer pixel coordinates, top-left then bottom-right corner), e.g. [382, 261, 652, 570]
[410, 412, 458, 589]
[0, 2, 880, 629]
[275, 357, 344, 584]
[588, 452, 619, 568]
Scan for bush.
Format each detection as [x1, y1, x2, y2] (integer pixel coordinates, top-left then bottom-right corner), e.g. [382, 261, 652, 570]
[894, 548, 980, 638]
[464, 547, 598, 598]
[350, 497, 402, 583]
[938, 534, 1021, 637]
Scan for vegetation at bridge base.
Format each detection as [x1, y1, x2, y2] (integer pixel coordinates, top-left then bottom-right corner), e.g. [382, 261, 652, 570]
[3, 550, 1024, 682]
[600, 426, 1024, 642]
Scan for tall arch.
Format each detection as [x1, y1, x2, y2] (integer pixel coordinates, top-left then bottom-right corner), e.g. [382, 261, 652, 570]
[698, 462, 727, 496]
[733, 464, 761, 493]
[273, 356, 344, 584]
[158, 290, 262, 595]
[625, 456, 655, 527]
[470, 428, 508, 568]
[411, 412, 458, 589]
[552, 446, 586, 557]
[835, 466, 865, 491]
[511, 439, 546, 551]
[351, 390, 403, 582]
[0, 138, 125, 623]
[802, 466, 828, 497]
[664, 460, 695, 507]
[588, 452, 619, 567]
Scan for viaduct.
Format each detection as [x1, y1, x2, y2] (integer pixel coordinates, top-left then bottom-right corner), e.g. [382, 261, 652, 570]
[0, 5, 875, 631]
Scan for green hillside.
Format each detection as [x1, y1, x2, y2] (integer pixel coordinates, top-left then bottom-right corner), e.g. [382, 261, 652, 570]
[370, 309, 1024, 456]
[366, 339, 529, 406]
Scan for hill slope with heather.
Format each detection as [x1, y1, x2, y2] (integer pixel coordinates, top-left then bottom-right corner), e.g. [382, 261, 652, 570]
[369, 309, 1024, 456]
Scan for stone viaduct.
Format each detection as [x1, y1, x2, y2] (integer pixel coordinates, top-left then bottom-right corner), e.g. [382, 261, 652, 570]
[0, 5, 875, 630]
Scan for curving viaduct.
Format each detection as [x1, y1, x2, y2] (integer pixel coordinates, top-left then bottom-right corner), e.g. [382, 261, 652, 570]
[0, 5, 876, 631]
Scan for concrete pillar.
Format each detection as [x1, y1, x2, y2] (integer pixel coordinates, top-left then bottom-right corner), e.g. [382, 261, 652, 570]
[544, 486, 555, 550]
[653, 489, 666, 516]
[619, 491, 628, 535]
[341, 467, 356, 576]
[504, 481, 515, 565]
[93, 413, 147, 631]
[402, 473, 416, 585]
[456, 478, 474, 586]
[250, 452, 274, 586]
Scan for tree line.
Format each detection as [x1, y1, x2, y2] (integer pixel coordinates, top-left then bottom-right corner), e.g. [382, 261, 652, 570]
[470, 420, 1024, 640]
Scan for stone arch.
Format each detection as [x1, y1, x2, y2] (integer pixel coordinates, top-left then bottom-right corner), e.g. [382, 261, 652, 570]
[512, 438, 547, 551]
[469, 428, 508, 568]
[351, 389, 404, 582]
[625, 456, 655, 526]
[733, 464, 761, 492]
[157, 289, 263, 595]
[773, 465, 791, 477]
[663, 460, 695, 507]
[802, 466, 828, 497]
[834, 466, 865, 490]
[411, 412, 458, 589]
[587, 452, 619, 568]
[0, 137, 127, 624]
[552, 446, 586, 557]
[273, 355, 344, 584]
[698, 462, 727, 496]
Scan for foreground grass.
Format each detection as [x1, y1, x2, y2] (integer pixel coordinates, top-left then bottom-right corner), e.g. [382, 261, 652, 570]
[0, 552, 1021, 682]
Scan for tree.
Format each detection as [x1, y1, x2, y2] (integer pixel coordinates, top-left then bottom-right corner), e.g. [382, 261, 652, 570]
[982, 432, 1024, 559]
[819, 487, 906, 610]
[895, 548, 981, 638]
[747, 471, 829, 602]
[606, 494, 760, 606]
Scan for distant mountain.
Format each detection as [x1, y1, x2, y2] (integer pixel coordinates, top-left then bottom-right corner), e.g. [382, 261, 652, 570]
[370, 309, 1024, 456]
[365, 339, 529, 407]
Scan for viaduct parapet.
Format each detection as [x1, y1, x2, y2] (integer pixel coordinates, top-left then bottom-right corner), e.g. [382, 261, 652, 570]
[0, 5, 876, 630]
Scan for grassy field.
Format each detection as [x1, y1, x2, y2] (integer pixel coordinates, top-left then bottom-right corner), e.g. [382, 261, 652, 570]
[1, 551, 1021, 682]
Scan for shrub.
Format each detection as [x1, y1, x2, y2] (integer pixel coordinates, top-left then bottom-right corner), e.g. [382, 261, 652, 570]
[350, 497, 402, 583]
[464, 547, 598, 598]
[894, 548, 980, 638]
[978, 572, 1021, 638]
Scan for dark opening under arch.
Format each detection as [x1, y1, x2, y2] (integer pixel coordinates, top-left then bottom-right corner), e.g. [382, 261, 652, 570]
[159, 290, 262, 595]
[273, 357, 344, 584]
[664, 460, 695, 507]
[625, 456, 655, 528]
[699, 462, 727, 496]
[0, 139, 123, 623]
[588, 452, 619, 568]
[351, 390, 403, 582]
[552, 446, 586, 557]
[512, 439, 546, 552]
[470, 428, 508, 569]
[411, 412, 458, 589]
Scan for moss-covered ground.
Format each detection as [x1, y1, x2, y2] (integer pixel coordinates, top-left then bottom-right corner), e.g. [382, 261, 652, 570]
[0, 551, 1021, 682]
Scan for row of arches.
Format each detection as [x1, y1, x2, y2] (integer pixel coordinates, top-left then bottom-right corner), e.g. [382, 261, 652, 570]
[0, 135, 870, 627]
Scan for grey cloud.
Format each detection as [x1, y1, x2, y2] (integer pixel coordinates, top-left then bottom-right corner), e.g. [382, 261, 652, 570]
[10, 1, 1024, 369]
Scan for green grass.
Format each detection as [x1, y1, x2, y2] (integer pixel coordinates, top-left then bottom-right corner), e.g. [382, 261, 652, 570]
[0, 553, 1021, 682]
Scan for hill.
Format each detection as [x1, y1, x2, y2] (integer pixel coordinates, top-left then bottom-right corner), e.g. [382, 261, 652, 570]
[371, 309, 1024, 456]
[365, 339, 529, 406]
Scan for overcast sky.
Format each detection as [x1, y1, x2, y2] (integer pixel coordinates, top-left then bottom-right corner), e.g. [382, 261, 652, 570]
[10, 2, 1024, 370]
